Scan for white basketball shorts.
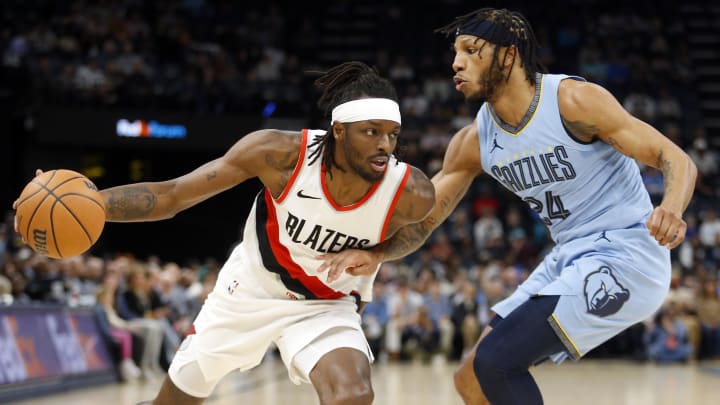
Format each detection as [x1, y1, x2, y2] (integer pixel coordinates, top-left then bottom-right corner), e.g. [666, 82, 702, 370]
[168, 251, 373, 398]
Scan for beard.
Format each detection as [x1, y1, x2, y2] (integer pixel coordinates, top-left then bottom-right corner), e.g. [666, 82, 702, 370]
[343, 141, 385, 183]
[466, 64, 506, 107]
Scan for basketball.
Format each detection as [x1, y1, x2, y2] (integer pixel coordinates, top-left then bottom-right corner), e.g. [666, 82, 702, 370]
[15, 169, 106, 259]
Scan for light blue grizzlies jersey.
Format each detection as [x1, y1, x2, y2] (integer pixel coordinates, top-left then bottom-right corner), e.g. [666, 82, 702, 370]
[477, 73, 653, 244]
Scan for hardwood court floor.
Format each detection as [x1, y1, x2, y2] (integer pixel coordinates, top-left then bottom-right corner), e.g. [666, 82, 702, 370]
[9, 358, 720, 405]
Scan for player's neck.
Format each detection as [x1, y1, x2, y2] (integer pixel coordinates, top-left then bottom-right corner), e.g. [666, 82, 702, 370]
[489, 71, 537, 128]
[323, 166, 376, 206]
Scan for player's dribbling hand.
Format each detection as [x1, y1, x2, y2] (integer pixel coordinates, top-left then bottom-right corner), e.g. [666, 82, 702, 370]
[316, 249, 383, 283]
[12, 169, 44, 241]
[646, 206, 687, 249]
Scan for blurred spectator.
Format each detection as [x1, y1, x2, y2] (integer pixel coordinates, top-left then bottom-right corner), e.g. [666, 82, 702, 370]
[385, 274, 424, 361]
[403, 306, 441, 363]
[423, 278, 454, 356]
[623, 89, 656, 124]
[644, 308, 693, 363]
[688, 137, 719, 202]
[0, 275, 12, 305]
[698, 210, 720, 249]
[361, 281, 389, 358]
[450, 276, 480, 360]
[116, 263, 171, 375]
[95, 274, 142, 381]
[697, 277, 720, 359]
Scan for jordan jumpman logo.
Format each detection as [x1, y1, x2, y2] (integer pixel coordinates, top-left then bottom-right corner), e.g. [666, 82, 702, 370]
[595, 231, 611, 243]
[490, 133, 504, 153]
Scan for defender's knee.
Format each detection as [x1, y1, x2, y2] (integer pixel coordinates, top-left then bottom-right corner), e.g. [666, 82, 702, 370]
[319, 381, 374, 405]
[455, 359, 479, 397]
[454, 363, 469, 392]
[472, 346, 500, 387]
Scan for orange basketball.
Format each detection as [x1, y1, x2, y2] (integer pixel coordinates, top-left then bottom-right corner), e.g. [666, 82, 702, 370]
[15, 169, 106, 259]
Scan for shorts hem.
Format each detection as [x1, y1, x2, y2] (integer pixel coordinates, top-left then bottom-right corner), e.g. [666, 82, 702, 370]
[547, 313, 582, 361]
[168, 365, 212, 399]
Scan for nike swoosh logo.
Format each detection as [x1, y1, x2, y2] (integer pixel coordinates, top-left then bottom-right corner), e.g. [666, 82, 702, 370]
[296, 190, 321, 200]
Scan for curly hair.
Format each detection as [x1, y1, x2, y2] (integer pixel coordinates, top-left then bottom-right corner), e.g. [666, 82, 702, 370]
[307, 61, 398, 174]
[435, 7, 546, 85]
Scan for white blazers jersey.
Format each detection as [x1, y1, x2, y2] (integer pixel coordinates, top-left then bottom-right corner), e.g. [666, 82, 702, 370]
[235, 129, 410, 302]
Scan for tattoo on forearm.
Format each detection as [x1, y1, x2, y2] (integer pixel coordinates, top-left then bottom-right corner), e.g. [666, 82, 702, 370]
[384, 187, 466, 260]
[105, 186, 157, 220]
[384, 221, 431, 261]
[657, 150, 674, 188]
[206, 171, 217, 181]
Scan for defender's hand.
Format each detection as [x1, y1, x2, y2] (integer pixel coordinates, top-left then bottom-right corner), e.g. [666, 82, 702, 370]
[13, 169, 44, 241]
[646, 206, 686, 249]
[316, 249, 383, 283]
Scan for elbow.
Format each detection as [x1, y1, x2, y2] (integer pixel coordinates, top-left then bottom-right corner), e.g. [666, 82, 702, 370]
[160, 210, 178, 221]
[687, 157, 698, 185]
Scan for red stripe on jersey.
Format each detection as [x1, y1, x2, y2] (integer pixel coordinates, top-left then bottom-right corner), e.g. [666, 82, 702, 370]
[321, 164, 382, 211]
[276, 129, 309, 203]
[380, 165, 411, 241]
[263, 190, 346, 299]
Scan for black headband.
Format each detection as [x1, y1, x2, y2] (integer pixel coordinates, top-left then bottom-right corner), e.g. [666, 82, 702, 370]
[456, 20, 517, 47]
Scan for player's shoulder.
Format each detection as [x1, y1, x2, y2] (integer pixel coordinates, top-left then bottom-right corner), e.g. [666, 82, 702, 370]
[456, 120, 479, 140]
[558, 78, 615, 116]
[233, 129, 303, 154]
[255, 129, 304, 147]
[225, 129, 304, 172]
[405, 165, 433, 194]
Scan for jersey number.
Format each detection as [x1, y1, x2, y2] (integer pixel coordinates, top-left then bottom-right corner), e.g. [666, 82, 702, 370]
[524, 191, 571, 226]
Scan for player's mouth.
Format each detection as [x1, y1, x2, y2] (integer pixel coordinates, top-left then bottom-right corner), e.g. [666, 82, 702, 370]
[369, 156, 388, 173]
[454, 76, 468, 90]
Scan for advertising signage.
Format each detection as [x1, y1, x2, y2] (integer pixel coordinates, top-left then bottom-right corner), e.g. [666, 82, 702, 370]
[0, 306, 116, 402]
[36, 108, 264, 150]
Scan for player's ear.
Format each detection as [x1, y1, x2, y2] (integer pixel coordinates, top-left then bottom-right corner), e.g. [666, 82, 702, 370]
[503, 45, 518, 69]
[332, 121, 345, 139]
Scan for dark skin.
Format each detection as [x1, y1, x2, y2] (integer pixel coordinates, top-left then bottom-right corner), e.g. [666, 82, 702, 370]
[14, 120, 435, 405]
[317, 35, 697, 405]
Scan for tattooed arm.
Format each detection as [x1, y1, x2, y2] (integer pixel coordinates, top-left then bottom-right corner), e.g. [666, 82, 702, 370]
[102, 130, 301, 222]
[559, 79, 697, 248]
[379, 123, 482, 260]
[380, 166, 436, 237]
[318, 123, 482, 280]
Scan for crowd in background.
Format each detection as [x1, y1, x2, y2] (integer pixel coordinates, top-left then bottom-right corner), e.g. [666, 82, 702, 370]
[1, 0, 720, 381]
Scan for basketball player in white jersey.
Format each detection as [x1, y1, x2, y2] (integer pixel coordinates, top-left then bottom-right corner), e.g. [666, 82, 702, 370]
[316, 9, 697, 405]
[15, 62, 434, 404]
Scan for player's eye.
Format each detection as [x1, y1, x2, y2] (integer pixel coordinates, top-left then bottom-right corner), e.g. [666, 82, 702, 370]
[366, 128, 378, 136]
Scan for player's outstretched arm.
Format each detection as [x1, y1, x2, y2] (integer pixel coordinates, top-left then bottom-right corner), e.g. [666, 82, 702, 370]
[558, 80, 697, 249]
[101, 130, 301, 222]
[380, 123, 483, 260]
[318, 123, 483, 280]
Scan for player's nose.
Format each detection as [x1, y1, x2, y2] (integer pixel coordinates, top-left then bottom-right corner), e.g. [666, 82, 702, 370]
[452, 54, 464, 72]
[376, 134, 392, 151]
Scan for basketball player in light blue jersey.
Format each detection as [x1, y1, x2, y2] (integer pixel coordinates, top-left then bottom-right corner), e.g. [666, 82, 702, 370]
[317, 7, 698, 405]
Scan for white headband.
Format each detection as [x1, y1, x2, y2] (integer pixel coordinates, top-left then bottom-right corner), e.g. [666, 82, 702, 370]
[331, 98, 401, 125]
